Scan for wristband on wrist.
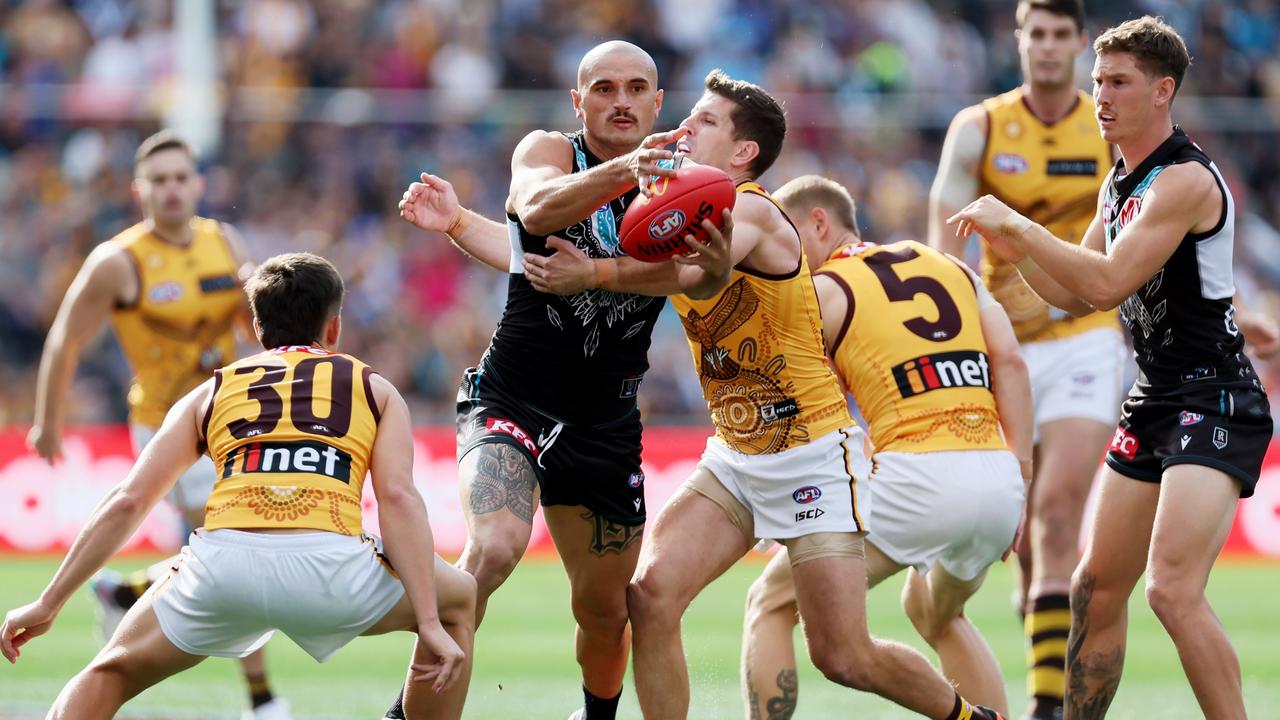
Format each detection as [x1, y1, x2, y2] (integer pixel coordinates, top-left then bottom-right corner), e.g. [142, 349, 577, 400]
[445, 208, 469, 237]
[594, 258, 619, 289]
[1005, 211, 1033, 236]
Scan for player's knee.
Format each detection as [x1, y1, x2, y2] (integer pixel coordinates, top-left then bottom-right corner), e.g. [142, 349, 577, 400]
[1070, 566, 1121, 620]
[461, 538, 523, 590]
[743, 575, 775, 627]
[571, 587, 629, 635]
[808, 642, 876, 692]
[626, 571, 678, 627]
[440, 571, 478, 628]
[1144, 576, 1199, 627]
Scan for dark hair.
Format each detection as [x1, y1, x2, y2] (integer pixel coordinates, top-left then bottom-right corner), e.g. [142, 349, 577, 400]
[1094, 15, 1191, 95]
[1016, 0, 1085, 33]
[774, 175, 860, 237]
[134, 129, 196, 171]
[703, 69, 787, 178]
[245, 253, 345, 348]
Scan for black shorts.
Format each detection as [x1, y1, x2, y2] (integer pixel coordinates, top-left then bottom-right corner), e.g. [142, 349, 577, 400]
[1105, 384, 1272, 498]
[456, 367, 646, 525]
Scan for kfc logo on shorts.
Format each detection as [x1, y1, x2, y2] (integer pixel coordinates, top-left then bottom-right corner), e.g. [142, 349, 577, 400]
[792, 486, 822, 504]
[1109, 427, 1139, 460]
[485, 418, 539, 457]
[1179, 411, 1205, 426]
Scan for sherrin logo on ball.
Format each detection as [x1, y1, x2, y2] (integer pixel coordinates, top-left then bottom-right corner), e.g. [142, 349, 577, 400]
[648, 209, 687, 241]
[618, 163, 736, 262]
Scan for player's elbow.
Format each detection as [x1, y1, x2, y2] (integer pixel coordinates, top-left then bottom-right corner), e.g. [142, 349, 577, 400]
[1084, 290, 1123, 313]
[375, 481, 426, 516]
[515, 197, 557, 237]
[990, 344, 1028, 381]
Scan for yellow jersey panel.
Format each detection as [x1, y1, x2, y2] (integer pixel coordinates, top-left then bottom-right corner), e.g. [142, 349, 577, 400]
[978, 87, 1117, 342]
[670, 182, 851, 455]
[203, 347, 381, 535]
[109, 218, 242, 427]
[820, 240, 1004, 454]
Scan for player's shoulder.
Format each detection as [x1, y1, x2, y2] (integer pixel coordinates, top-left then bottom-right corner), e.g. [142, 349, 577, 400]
[945, 102, 989, 142]
[513, 129, 574, 160]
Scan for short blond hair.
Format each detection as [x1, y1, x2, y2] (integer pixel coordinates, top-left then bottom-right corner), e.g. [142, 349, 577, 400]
[134, 130, 196, 172]
[774, 175, 860, 236]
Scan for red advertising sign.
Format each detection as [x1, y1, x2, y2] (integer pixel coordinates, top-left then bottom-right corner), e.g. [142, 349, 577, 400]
[1, 427, 1278, 558]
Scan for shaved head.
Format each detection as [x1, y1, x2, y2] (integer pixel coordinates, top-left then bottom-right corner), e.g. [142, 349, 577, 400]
[576, 40, 658, 89]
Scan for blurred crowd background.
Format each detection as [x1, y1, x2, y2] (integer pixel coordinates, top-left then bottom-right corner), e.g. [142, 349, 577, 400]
[2, 0, 1279, 426]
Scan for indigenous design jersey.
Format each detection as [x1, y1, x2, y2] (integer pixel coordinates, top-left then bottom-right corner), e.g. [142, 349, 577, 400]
[1102, 127, 1255, 394]
[979, 87, 1117, 342]
[109, 217, 242, 427]
[489, 130, 663, 425]
[670, 183, 851, 454]
[203, 347, 381, 535]
[818, 240, 1004, 454]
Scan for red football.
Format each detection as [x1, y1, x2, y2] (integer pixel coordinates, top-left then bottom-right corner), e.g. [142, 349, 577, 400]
[618, 163, 736, 262]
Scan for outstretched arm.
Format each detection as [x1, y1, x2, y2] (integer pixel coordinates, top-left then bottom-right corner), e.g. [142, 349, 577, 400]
[2, 380, 208, 662]
[950, 163, 1219, 311]
[509, 128, 686, 236]
[524, 210, 736, 300]
[28, 246, 132, 464]
[399, 173, 511, 272]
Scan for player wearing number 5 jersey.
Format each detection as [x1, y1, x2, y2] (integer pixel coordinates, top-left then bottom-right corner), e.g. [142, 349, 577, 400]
[742, 176, 1033, 719]
[2, 253, 476, 720]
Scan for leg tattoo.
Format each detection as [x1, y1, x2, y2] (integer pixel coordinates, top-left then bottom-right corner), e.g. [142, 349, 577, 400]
[765, 669, 798, 720]
[746, 667, 761, 720]
[581, 511, 643, 556]
[468, 444, 537, 523]
[1065, 572, 1124, 719]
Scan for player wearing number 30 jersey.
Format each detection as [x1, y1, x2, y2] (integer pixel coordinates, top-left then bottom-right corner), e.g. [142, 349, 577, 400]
[2, 253, 476, 720]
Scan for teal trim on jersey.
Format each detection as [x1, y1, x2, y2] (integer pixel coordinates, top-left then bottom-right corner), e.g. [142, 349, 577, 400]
[572, 138, 621, 255]
[1107, 164, 1169, 248]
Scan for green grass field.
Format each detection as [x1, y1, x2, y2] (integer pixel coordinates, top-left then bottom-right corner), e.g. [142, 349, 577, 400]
[1, 555, 1277, 719]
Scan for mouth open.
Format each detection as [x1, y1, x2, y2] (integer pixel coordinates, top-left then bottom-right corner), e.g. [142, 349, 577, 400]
[1097, 111, 1116, 127]
[611, 117, 636, 129]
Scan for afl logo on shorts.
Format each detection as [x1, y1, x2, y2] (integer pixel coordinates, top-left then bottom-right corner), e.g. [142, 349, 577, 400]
[647, 209, 686, 241]
[993, 153, 1028, 174]
[627, 471, 644, 489]
[1179, 411, 1205, 426]
[792, 486, 822, 504]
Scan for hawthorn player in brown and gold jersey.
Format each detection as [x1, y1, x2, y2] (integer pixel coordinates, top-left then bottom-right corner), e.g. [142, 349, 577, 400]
[24, 130, 296, 718]
[530, 71, 1007, 720]
[928, 4, 1122, 715]
[3, 253, 475, 720]
[742, 176, 1034, 718]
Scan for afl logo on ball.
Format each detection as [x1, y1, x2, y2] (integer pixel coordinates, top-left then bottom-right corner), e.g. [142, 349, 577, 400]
[648, 209, 686, 241]
[792, 486, 822, 504]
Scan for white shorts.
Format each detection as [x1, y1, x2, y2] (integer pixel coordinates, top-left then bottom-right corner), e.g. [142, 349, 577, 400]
[697, 426, 871, 540]
[130, 423, 216, 512]
[152, 529, 405, 662]
[868, 449, 1025, 581]
[1023, 327, 1125, 436]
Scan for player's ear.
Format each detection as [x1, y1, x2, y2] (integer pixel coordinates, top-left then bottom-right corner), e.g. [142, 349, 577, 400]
[252, 317, 264, 345]
[654, 88, 664, 112]
[325, 313, 342, 348]
[570, 88, 585, 122]
[811, 207, 829, 237]
[734, 140, 759, 173]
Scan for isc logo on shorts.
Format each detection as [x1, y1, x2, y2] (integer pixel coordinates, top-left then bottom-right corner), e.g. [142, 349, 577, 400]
[1109, 427, 1140, 460]
[891, 350, 991, 398]
[795, 507, 826, 522]
[222, 439, 353, 483]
